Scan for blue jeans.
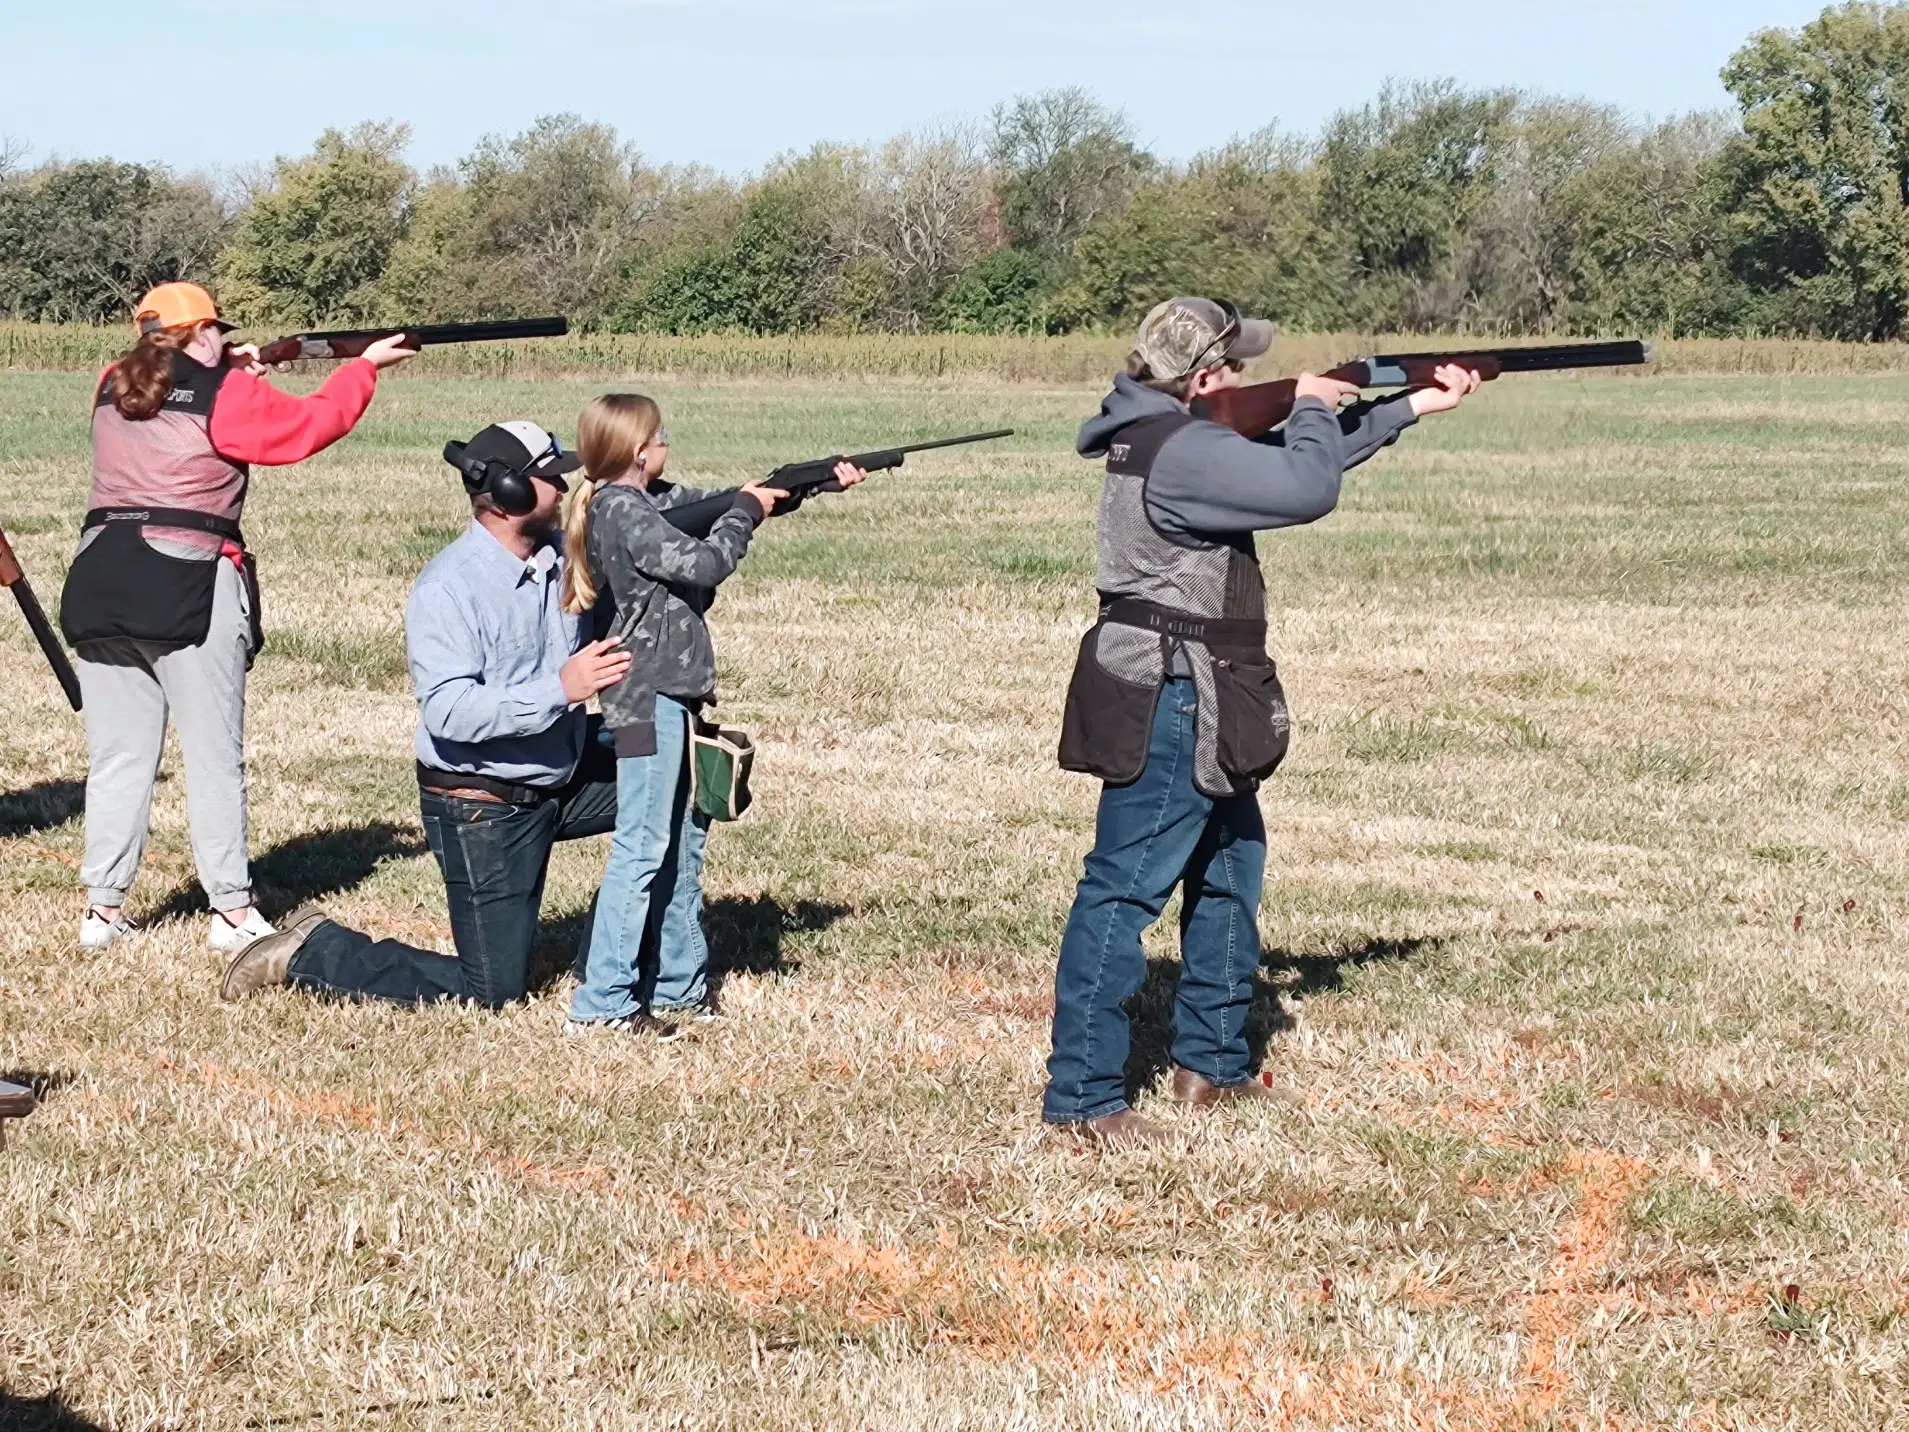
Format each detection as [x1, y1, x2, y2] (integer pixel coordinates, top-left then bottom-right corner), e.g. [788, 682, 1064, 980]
[570, 695, 712, 1022]
[288, 723, 618, 1008]
[1043, 679, 1268, 1124]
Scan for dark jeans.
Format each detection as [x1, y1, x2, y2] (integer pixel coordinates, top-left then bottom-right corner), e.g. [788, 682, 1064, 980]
[288, 739, 617, 1008]
[1043, 678, 1268, 1124]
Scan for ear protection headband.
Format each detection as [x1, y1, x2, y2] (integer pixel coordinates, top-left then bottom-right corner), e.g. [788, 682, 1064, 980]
[442, 440, 541, 516]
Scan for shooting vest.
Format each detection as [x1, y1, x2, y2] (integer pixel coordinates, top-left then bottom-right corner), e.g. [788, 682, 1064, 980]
[1058, 411, 1290, 796]
[59, 352, 261, 654]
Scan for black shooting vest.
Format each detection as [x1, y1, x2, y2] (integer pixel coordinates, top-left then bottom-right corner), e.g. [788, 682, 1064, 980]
[1057, 412, 1290, 795]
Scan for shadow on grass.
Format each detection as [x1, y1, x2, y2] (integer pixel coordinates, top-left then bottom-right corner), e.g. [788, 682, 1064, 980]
[527, 893, 851, 1003]
[0, 779, 84, 838]
[139, 823, 427, 928]
[1124, 934, 1440, 1106]
[0, 1388, 110, 1431]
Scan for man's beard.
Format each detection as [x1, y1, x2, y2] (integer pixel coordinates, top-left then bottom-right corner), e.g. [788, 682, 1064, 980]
[523, 509, 561, 539]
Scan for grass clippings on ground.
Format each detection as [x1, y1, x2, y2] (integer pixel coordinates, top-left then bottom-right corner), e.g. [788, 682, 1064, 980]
[4, 367, 1909, 1428]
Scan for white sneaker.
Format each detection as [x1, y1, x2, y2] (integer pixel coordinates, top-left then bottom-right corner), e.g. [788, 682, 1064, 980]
[79, 908, 134, 950]
[209, 908, 277, 954]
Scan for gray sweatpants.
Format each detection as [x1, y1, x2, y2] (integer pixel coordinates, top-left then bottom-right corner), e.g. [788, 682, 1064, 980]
[76, 557, 254, 913]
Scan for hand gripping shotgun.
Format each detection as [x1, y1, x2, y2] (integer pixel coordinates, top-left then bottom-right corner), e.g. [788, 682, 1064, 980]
[660, 429, 1015, 539]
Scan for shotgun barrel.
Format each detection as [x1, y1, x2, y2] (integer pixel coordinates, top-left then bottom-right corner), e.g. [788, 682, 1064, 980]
[1358, 339, 1652, 386]
[0, 526, 82, 710]
[661, 428, 1016, 539]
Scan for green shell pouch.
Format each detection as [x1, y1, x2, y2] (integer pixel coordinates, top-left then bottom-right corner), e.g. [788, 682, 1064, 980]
[690, 721, 756, 822]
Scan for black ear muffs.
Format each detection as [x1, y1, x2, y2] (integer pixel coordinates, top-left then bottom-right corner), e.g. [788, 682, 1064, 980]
[443, 441, 537, 516]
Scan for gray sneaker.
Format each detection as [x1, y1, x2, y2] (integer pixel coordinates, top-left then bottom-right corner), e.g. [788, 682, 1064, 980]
[218, 907, 330, 1002]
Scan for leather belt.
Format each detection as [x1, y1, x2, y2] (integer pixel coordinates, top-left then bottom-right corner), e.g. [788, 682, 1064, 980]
[416, 762, 560, 807]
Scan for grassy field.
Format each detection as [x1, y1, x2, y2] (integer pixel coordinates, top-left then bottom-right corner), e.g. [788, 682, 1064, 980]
[3, 364, 1909, 1429]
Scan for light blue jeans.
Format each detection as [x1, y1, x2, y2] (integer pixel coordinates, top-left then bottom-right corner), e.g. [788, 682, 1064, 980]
[569, 695, 713, 1022]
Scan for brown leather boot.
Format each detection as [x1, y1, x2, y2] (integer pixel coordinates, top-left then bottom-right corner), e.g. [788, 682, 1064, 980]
[219, 909, 329, 1002]
[1068, 1108, 1173, 1149]
[1170, 1067, 1297, 1108]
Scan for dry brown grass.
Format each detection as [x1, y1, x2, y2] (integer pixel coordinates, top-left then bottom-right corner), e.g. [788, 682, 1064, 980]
[3, 367, 1909, 1427]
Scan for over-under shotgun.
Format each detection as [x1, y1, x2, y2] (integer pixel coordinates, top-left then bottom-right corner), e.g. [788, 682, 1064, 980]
[252, 316, 569, 366]
[1192, 339, 1652, 436]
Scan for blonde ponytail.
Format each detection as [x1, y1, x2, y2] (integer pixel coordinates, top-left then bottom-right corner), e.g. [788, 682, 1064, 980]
[561, 392, 664, 615]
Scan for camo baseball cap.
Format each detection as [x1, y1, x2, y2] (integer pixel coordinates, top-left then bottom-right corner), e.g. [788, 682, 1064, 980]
[1132, 297, 1275, 380]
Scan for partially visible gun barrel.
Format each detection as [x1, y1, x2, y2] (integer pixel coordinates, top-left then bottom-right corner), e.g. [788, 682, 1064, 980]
[1192, 339, 1652, 436]
[0, 526, 82, 710]
[252, 316, 570, 366]
[661, 429, 1015, 539]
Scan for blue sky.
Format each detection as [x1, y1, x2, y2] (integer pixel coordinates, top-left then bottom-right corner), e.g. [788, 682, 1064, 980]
[6, 0, 1830, 177]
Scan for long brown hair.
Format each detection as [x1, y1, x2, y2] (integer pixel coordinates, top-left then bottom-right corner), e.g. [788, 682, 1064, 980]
[561, 392, 665, 615]
[109, 324, 199, 421]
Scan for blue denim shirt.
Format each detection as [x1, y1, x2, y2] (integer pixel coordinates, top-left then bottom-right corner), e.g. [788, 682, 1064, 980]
[407, 521, 584, 787]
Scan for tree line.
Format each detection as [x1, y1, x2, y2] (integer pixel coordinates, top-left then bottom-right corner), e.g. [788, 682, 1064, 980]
[7, 3, 1909, 341]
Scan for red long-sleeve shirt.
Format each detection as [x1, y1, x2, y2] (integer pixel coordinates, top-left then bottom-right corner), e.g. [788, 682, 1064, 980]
[207, 358, 379, 465]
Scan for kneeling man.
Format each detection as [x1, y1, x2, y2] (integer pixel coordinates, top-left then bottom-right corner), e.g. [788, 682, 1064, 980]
[220, 422, 643, 1018]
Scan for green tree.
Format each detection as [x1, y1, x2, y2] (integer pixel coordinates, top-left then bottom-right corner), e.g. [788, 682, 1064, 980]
[990, 89, 1153, 255]
[937, 247, 1062, 333]
[1317, 81, 1517, 328]
[366, 173, 475, 321]
[217, 122, 414, 325]
[1558, 114, 1738, 335]
[632, 183, 836, 333]
[1458, 101, 1631, 332]
[1054, 130, 1338, 333]
[0, 160, 227, 322]
[1716, 1, 1909, 338]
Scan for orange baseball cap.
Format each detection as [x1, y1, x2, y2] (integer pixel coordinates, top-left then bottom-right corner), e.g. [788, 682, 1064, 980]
[134, 282, 236, 335]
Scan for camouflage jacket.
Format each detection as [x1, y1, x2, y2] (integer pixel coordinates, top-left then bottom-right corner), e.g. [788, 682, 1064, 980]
[586, 480, 760, 755]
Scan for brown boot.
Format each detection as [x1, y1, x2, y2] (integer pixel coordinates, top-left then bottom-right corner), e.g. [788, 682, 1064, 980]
[1068, 1108, 1173, 1149]
[219, 911, 328, 1002]
[1170, 1067, 1297, 1108]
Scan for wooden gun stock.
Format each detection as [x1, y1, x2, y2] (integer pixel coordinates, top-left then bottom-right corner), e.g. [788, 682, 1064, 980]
[1192, 340, 1650, 437]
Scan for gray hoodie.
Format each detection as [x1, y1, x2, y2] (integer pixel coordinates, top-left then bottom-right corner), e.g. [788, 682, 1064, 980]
[1075, 374, 1417, 538]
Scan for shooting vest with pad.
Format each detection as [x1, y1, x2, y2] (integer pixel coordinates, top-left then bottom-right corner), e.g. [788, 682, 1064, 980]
[1058, 411, 1290, 796]
[60, 352, 263, 656]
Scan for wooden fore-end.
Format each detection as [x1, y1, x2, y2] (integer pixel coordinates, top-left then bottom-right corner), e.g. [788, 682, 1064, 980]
[0, 1079, 36, 1149]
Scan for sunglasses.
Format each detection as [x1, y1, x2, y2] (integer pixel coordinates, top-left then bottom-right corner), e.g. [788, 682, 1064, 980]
[530, 433, 571, 493]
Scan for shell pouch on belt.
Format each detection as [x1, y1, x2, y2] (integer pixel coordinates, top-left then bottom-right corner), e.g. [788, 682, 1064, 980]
[1057, 620, 1163, 785]
[1212, 652, 1290, 781]
[690, 718, 756, 822]
[59, 507, 262, 663]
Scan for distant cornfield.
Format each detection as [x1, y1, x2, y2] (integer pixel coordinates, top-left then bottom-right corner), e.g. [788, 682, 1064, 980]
[6, 321, 1909, 383]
